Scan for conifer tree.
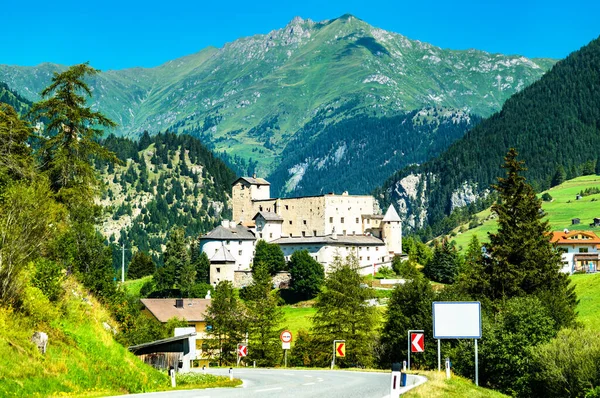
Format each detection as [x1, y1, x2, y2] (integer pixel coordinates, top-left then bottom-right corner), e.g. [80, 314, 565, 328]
[311, 254, 378, 368]
[466, 149, 577, 327]
[205, 281, 247, 366]
[245, 262, 283, 366]
[423, 238, 460, 284]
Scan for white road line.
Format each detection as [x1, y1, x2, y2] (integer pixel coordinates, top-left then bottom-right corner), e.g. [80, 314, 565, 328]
[303, 382, 316, 386]
[256, 387, 283, 392]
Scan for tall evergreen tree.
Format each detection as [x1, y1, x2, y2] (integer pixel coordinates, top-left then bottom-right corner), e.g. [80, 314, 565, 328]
[31, 63, 118, 204]
[245, 262, 283, 366]
[311, 254, 378, 368]
[205, 281, 247, 366]
[466, 149, 577, 327]
[423, 238, 460, 284]
[550, 165, 566, 187]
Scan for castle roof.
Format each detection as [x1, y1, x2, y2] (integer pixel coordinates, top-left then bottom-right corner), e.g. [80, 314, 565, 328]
[200, 224, 256, 240]
[210, 244, 236, 263]
[382, 205, 401, 222]
[272, 234, 384, 246]
[233, 177, 270, 186]
[253, 211, 283, 222]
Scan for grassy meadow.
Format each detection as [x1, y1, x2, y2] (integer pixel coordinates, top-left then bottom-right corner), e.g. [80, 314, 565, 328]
[405, 371, 508, 398]
[449, 175, 600, 251]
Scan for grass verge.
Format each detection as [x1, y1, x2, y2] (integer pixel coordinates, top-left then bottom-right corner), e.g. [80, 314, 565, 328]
[404, 371, 508, 398]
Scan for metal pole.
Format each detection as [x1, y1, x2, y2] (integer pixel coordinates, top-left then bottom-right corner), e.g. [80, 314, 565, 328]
[437, 339, 441, 372]
[407, 330, 411, 371]
[475, 339, 479, 386]
[121, 242, 125, 283]
[284, 349, 287, 368]
[331, 340, 335, 369]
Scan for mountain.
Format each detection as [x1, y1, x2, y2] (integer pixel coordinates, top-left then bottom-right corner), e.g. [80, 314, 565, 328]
[376, 36, 600, 236]
[0, 14, 554, 178]
[268, 106, 480, 196]
[97, 132, 235, 265]
[0, 82, 31, 114]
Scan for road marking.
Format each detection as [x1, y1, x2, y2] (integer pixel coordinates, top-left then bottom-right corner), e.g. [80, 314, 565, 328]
[303, 382, 316, 386]
[256, 387, 283, 392]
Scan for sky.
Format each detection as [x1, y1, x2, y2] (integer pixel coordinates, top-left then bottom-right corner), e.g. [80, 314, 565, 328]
[3, 0, 600, 71]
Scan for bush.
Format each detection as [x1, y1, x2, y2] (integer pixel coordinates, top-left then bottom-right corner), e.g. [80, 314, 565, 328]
[541, 192, 553, 202]
[375, 266, 396, 279]
[31, 258, 64, 302]
[392, 257, 421, 279]
[139, 280, 156, 297]
[288, 250, 324, 300]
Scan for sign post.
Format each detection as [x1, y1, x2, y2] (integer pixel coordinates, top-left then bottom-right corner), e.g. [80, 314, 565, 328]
[331, 340, 345, 369]
[280, 330, 292, 368]
[433, 301, 481, 386]
[407, 329, 424, 370]
[237, 344, 248, 367]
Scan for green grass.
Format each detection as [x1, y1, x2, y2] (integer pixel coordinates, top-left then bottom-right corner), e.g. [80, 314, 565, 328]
[123, 275, 152, 297]
[404, 371, 508, 398]
[0, 277, 239, 397]
[448, 175, 600, 251]
[572, 273, 600, 330]
[282, 305, 317, 338]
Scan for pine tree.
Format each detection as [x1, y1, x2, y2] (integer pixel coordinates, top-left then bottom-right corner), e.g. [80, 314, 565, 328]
[205, 281, 247, 366]
[467, 149, 577, 327]
[31, 63, 118, 204]
[551, 165, 566, 187]
[423, 239, 460, 284]
[127, 251, 155, 279]
[311, 254, 378, 368]
[245, 262, 283, 366]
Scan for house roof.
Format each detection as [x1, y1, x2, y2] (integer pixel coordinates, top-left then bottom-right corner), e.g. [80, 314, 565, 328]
[382, 205, 401, 222]
[200, 224, 256, 241]
[253, 211, 283, 222]
[550, 230, 600, 245]
[129, 333, 196, 353]
[233, 177, 270, 186]
[210, 244, 236, 263]
[272, 234, 385, 246]
[140, 298, 211, 323]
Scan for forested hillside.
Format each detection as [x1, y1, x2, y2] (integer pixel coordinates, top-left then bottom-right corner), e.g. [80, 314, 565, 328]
[98, 132, 236, 265]
[377, 35, 600, 238]
[267, 106, 480, 196]
[0, 82, 30, 114]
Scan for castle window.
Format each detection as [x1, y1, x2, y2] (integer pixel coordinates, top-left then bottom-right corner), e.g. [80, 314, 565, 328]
[366, 247, 370, 251]
[367, 219, 370, 224]
[329, 217, 333, 223]
[289, 220, 292, 225]
[238, 250, 242, 256]
[343, 230, 346, 235]
[376, 247, 379, 251]
[285, 205, 289, 210]
[239, 241, 242, 245]
[303, 220, 307, 225]
[216, 267, 221, 273]
[259, 206, 263, 211]
[226, 240, 230, 245]
[313, 230, 317, 236]
[269, 233, 273, 238]
[302, 231, 306, 237]
[356, 217, 359, 223]
[360, 257, 363, 261]
[341, 217, 345, 223]
[367, 256, 370, 261]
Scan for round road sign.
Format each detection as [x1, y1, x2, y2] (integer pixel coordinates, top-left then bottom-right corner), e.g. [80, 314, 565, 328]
[280, 330, 293, 343]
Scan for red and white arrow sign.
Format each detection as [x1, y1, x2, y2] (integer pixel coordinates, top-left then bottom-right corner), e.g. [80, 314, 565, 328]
[411, 333, 424, 353]
[238, 345, 248, 357]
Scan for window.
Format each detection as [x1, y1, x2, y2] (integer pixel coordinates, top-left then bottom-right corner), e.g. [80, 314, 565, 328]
[329, 217, 333, 223]
[360, 257, 363, 261]
[259, 233, 263, 238]
[343, 230, 346, 235]
[341, 217, 345, 223]
[376, 247, 379, 251]
[580, 248, 589, 253]
[216, 267, 221, 273]
[259, 205, 263, 211]
[303, 220, 307, 225]
[367, 256, 370, 261]
[214, 249, 218, 254]
[367, 219, 370, 225]
[285, 205, 289, 210]
[269, 233, 273, 238]
[239, 241, 242, 245]
[313, 230, 317, 236]
[366, 247, 370, 251]
[238, 250, 242, 255]
[226, 240, 230, 245]
[302, 231, 306, 237]
[356, 217, 359, 223]
[289, 220, 293, 225]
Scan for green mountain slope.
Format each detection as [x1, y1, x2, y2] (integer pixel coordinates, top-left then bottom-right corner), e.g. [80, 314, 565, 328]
[97, 132, 236, 265]
[268, 106, 480, 196]
[377, 36, 600, 234]
[0, 82, 31, 114]
[0, 15, 554, 176]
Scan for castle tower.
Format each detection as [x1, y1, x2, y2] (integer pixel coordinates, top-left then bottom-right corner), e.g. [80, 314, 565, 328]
[382, 205, 402, 255]
[231, 176, 271, 224]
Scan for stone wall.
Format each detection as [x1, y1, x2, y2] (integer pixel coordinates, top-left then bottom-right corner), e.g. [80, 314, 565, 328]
[233, 270, 291, 289]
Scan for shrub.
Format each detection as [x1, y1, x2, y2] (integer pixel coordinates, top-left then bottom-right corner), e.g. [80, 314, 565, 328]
[541, 192, 553, 202]
[31, 258, 64, 302]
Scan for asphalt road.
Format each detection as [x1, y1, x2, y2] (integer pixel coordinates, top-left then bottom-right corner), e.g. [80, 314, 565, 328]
[109, 368, 426, 398]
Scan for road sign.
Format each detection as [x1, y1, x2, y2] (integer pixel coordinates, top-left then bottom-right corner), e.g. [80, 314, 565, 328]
[282, 342, 291, 350]
[280, 330, 293, 343]
[411, 333, 424, 353]
[335, 342, 345, 357]
[238, 345, 248, 357]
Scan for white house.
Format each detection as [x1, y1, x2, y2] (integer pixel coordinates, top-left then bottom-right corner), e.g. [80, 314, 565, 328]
[550, 230, 600, 273]
[199, 220, 256, 272]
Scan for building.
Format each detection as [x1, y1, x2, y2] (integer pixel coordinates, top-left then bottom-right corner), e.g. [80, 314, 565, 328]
[129, 331, 197, 373]
[201, 176, 403, 282]
[140, 298, 211, 367]
[550, 230, 600, 273]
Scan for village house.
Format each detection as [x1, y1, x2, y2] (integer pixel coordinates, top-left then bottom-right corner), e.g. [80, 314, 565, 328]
[550, 230, 600, 273]
[200, 175, 403, 284]
[140, 297, 211, 367]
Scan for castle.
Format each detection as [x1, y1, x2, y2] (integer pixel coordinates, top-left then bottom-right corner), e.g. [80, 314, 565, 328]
[200, 176, 402, 285]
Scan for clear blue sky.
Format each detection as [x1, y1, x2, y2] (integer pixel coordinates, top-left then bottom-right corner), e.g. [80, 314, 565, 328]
[3, 0, 599, 71]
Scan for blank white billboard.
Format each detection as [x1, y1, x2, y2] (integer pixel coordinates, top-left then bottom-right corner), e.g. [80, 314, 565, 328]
[433, 302, 481, 339]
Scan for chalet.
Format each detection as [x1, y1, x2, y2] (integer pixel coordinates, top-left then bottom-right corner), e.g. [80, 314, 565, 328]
[140, 298, 211, 367]
[550, 230, 600, 273]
